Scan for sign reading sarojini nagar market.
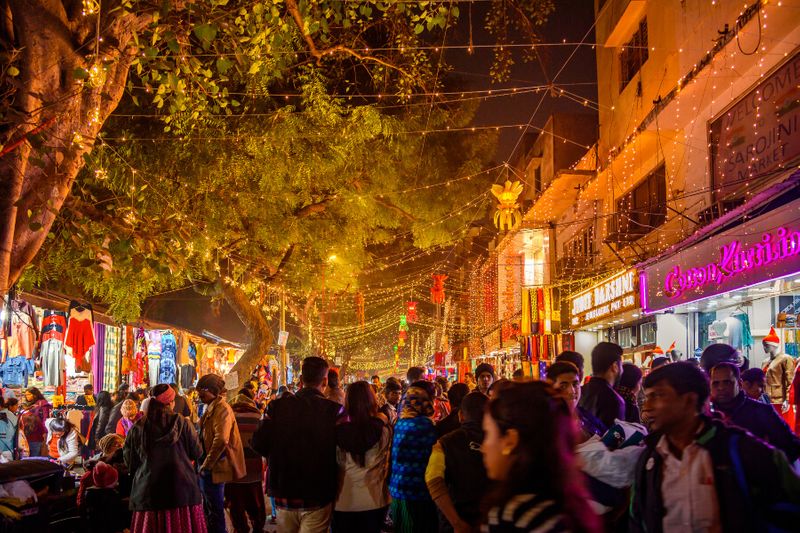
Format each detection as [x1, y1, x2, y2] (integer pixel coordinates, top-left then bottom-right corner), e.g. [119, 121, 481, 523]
[570, 270, 639, 327]
[709, 49, 800, 201]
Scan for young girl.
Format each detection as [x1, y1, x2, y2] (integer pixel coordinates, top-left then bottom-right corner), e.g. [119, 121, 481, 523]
[116, 399, 141, 437]
[45, 415, 83, 466]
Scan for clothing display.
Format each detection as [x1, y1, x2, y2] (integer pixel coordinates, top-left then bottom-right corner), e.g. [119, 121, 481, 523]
[40, 310, 67, 387]
[146, 330, 162, 386]
[103, 326, 120, 391]
[3, 300, 38, 360]
[65, 308, 95, 372]
[159, 331, 178, 385]
[180, 364, 197, 390]
[0, 357, 34, 387]
[91, 323, 106, 391]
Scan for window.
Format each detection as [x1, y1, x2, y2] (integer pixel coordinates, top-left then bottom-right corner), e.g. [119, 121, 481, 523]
[615, 164, 667, 238]
[563, 225, 595, 259]
[620, 18, 648, 90]
[640, 322, 656, 345]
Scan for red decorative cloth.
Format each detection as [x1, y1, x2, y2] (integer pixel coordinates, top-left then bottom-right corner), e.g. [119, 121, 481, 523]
[131, 504, 207, 533]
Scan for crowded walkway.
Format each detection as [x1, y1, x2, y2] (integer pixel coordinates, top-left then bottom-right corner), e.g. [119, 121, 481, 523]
[2, 341, 795, 532]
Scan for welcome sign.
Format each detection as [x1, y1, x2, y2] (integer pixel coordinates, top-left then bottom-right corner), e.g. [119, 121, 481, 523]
[709, 50, 800, 201]
[641, 197, 800, 313]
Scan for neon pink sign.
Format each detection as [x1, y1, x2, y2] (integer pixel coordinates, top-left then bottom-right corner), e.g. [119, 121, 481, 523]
[664, 227, 800, 299]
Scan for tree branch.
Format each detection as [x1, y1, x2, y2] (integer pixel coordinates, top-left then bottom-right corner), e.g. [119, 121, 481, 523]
[294, 195, 337, 217]
[374, 196, 417, 222]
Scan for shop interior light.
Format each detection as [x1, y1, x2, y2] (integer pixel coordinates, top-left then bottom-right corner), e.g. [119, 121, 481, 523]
[795, 279, 800, 283]
[632, 313, 639, 317]
[687, 306, 699, 311]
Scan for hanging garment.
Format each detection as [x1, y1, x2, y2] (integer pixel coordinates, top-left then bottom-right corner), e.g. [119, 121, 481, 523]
[158, 331, 178, 385]
[103, 327, 120, 391]
[6, 300, 38, 360]
[65, 308, 95, 372]
[175, 330, 191, 366]
[0, 356, 34, 387]
[188, 341, 197, 367]
[521, 290, 532, 337]
[731, 312, 754, 348]
[180, 364, 197, 389]
[40, 310, 67, 387]
[133, 328, 147, 388]
[91, 323, 106, 391]
[146, 330, 162, 386]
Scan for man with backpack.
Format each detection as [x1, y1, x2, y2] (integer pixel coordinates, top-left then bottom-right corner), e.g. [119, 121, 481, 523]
[630, 362, 800, 532]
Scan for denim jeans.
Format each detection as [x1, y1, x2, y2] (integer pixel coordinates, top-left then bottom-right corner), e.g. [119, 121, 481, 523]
[200, 470, 227, 533]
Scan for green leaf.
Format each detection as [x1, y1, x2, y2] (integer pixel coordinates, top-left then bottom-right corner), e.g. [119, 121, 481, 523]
[73, 67, 88, 79]
[193, 23, 218, 43]
[414, 23, 424, 34]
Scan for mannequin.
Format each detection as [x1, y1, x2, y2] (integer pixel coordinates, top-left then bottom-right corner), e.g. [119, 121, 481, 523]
[762, 327, 794, 414]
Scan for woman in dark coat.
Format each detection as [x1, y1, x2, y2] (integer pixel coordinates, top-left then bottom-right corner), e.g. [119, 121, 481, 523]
[89, 391, 114, 451]
[123, 384, 207, 533]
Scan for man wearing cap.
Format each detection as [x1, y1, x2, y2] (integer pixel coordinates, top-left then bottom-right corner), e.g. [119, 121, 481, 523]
[197, 374, 246, 533]
[474, 363, 494, 396]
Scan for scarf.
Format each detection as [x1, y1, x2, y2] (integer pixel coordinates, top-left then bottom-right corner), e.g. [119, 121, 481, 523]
[400, 386, 434, 419]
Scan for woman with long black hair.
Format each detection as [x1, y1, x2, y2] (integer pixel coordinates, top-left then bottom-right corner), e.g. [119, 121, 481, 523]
[334, 381, 392, 533]
[123, 383, 207, 533]
[89, 390, 114, 450]
[481, 381, 600, 533]
[44, 414, 83, 466]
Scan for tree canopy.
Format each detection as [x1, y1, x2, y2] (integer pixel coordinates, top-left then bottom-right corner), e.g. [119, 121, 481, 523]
[2, 0, 554, 376]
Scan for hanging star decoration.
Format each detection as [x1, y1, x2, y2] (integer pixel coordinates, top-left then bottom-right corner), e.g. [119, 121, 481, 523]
[431, 274, 448, 305]
[491, 180, 524, 230]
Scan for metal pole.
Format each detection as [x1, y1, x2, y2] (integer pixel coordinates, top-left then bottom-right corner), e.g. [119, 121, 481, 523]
[280, 290, 288, 387]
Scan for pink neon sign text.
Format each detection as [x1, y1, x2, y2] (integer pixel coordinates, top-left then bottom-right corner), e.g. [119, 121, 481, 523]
[664, 227, 800, 298]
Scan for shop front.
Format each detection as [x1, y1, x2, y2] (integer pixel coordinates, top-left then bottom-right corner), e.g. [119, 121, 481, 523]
[568, 269, 657, 369]
[640, 192, 800, 371]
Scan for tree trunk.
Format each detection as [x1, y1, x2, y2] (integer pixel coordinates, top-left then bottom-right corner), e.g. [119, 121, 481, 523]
[220, 278, 274, 392]
[0, 0, 144, 295]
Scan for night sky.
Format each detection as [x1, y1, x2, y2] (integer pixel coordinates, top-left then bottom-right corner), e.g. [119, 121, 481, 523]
[446, 0, 598, 162]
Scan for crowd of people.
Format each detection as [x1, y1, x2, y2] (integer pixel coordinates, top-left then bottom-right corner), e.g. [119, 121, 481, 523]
[0, 340, 798, 532]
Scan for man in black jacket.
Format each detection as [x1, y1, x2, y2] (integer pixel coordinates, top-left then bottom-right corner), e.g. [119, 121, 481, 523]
[630, 362, 800, 533]
[426, 392, 489, 532]
[251, 356, 343, 533]
[710, 362, 800, 462]
[578, 342, 625, 429]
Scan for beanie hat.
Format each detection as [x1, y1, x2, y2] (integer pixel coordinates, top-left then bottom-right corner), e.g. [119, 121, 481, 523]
[98, 433, 124, 456]
[92, 461, 118, 489]
[475, 363, 495, 379]
[196, 374, 226, 396]
[763, 327, 780, 347]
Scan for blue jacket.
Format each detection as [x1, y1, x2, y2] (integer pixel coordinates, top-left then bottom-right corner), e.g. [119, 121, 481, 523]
[712, 391, 800, 462]
[0, 357, 34, 387]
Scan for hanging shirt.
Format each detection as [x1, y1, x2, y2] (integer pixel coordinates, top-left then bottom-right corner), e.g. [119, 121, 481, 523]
[146, 330, 162, 359]
[175, 331, 191, 366]
[158, 331, 178, 384]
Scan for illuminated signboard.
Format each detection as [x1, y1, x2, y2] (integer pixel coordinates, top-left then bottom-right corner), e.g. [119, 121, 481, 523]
[570, 270, 639, 327]
[641, 197, 800, 313]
